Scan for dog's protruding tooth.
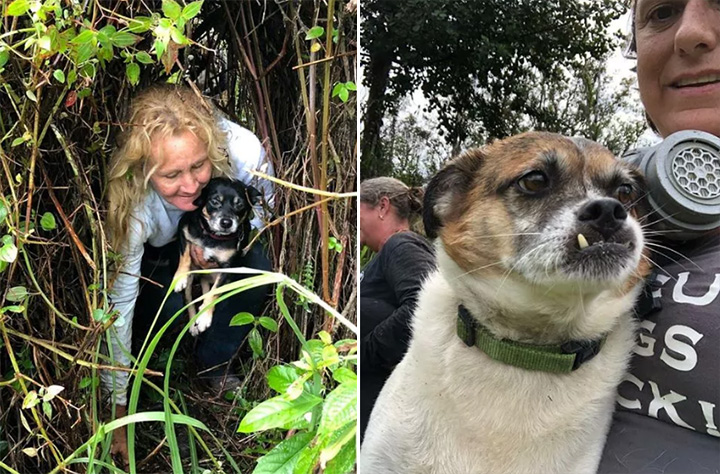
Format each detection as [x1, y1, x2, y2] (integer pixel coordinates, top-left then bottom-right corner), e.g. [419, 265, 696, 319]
[578, 233, 589, 250]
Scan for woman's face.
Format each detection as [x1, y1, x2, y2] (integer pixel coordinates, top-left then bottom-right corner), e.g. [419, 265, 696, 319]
[148, 130, 213, 211]
[359, 202, 380, 251]
[635, 0, 720, 137]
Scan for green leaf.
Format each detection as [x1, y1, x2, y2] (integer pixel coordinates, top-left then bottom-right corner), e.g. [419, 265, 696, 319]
[0, 202, 7, 222]
[67, 69, 77, 86]
[338, 87, 349, 102]
[162, 0, 182, 20]
[6, 286, 27, 302]
[42, 401, 52, 418]
[305, 26, 324, 40]
[126, 62, 140, 86]
[249, 327, 264, 358]
[258, 316, 278, 332]
[252, 431, 314, 474]
[111, 31, 139, 48]
[70, 29, 95, 45]
[0, 240, 18, 263]
[74, 42, 95, 63]
[22, 390, 39, 409]
[1, 305, 24, 314]
[154, 39, 166, 60]
[332, 367, 356, 384]
[317, 381, 356, 437]
[344, 81, 357, 91]
[11, 137, 25, 147]
[6, 0, 30, 16]
[321, 345, 340, 366]
[42, 385, 64, 401]
[99, 25, 117, 36]
[92, 308, 110, 323]
[266, 365, 301, 393]
[52, 69, 65, 84]
[128, 16, 152, 34]
[40, 212, 56, 231]
[170, 26, 187, 45]
[135, 51, 153, 64]
[319, 422, 355, 469]
[318, 331, 332, 345]
[182, 1, 203, 20]
[323, 436, 355, 474]
[0, 51, 9, 69]
[25, 90, 37, 103]
[238, 392, 322, 433]
[37, 35, 51, 51]
[79, 377, 92, 389]
[230, 312, 255, 327]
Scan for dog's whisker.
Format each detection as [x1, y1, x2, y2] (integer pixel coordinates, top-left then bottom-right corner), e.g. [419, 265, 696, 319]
[640, 211, 682, 229]
[451, 260, 505, 281]
[643, 242, 703, 272]
[640, 254, 677, 282]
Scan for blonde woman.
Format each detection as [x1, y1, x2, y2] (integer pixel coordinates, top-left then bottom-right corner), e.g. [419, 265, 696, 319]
[105, 85, 274, 465]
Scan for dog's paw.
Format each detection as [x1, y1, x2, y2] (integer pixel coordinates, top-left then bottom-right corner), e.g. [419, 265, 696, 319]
[174, 275, 188, 292]
[190, 311, 213, 336]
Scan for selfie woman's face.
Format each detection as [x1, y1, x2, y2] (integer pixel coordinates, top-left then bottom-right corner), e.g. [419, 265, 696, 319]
[635, 0, 720, 138]
[149, 130, 212, 211]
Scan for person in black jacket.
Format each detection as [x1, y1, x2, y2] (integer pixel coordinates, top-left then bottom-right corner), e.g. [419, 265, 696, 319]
[359, 177, 436, 439]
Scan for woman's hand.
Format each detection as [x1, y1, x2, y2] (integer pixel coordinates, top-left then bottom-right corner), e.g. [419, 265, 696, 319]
[110, 404, 130, 468]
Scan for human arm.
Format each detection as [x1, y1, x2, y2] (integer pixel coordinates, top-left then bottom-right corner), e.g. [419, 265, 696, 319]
[218, 117, 275, 229]
[360, 238, 436, 371]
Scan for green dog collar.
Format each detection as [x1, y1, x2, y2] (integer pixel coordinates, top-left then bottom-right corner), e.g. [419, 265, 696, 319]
[456, 305, 605, 373]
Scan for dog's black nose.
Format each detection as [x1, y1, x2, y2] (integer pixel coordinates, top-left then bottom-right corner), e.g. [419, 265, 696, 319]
[220, 218, 232, 229]
[578, 198, 627, 239]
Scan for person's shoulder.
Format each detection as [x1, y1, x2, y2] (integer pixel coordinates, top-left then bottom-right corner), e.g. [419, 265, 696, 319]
[218, 117, 262, 153]
[383, 231, 433, 255]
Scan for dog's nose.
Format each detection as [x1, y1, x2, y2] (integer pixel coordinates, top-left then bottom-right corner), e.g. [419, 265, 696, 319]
[578, 198, 627, 239]
[220, 218, 232, 229]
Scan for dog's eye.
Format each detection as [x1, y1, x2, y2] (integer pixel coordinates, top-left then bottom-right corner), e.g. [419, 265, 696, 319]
[516, 171, 549, 195]
[209, 198, 221, 207]
[616, 184, 635, 206]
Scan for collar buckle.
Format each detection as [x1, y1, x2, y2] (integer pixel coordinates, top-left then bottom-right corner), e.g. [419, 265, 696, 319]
[560, 339, 603, 371]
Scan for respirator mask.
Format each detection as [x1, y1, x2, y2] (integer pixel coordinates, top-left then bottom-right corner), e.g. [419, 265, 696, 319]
[622, 130, 720, 240]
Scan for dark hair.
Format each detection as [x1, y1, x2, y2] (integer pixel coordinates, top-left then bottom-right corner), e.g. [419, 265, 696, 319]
[360, 177, 424, 221]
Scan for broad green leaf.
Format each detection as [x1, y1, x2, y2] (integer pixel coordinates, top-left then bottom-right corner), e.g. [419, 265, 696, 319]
[339, 87, 349, 102]
[128, 16, 152, 34]
[99, 25, 117, 36]
[96, 45, 113, 63]
[252, 431, 314, 474]
[182, 1, 203, 20]
[42, 401, 52, 418]
[111, 31, 139, 48]
[92, 308, 111, 323]
[170, 26, 187, 45]
[74, 42, 94, 63]
[67, 69, 77, 85]
[305, 26, 324, 40]
[70, 29, 94, 45]
[332, 367, 356, 384]
[22, 390, 39, 409]
[0, 51, 9, 68]
[230, 312, 255, 326]
[25, 90, 37, 103]
[0, 240, 18, 263]
[344, 81, 357, 91]
[6, 286, 27, 302]
[38, 35, 51, 51]
[323, 436, 355, 474]
[79, 377, 92, 389]
[135, 51, 153, 64]
[154, 39, 166, 60]
[317, 381, 356, 436]
[319, 422, 355, 469]
[11, 137, 25, 147]
[52, 69, 65, 83]
[321, 345, 340, 366]
[331, 83, 345, 100]
[293, 442, 321, 474]
[2, 305, 25, 313]
[258, 316, 278, 332]
[267, 365, 301, 393]
[126, 62, 140, 86]
[42, 385, 64, 401]
[238, 392, 322, 433]
[0, 201, 7, 222]
[6, 0, 30, 16]
[285, 372, 310, 401]
[162, 0, 182, 20]
[40, 212, 56, 231]
[249, 327, 264, 357]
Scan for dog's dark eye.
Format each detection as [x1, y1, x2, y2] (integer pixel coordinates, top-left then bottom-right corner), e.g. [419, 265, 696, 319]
[516, 171, 550, 195]
[209, 198, 221, 207]
[616, 184, 635, 206]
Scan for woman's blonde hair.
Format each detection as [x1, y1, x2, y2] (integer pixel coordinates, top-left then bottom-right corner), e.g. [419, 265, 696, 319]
[107, 85, 231, 248]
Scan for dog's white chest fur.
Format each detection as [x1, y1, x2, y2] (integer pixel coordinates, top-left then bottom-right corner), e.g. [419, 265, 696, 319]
[361, 266, 638, 474]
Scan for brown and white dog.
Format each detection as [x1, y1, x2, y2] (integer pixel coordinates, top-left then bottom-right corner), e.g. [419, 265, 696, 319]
[361, 132, 649, 474]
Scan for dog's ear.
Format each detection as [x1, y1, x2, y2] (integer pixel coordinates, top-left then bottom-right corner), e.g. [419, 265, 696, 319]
[244, 184, 263, 206]
[423, 150, 484, 239]
[193, 184, 211, 208]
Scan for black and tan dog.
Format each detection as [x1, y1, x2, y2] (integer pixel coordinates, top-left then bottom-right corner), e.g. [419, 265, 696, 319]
[362, 132, 650, 474]
[173, 177, 262, 336]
